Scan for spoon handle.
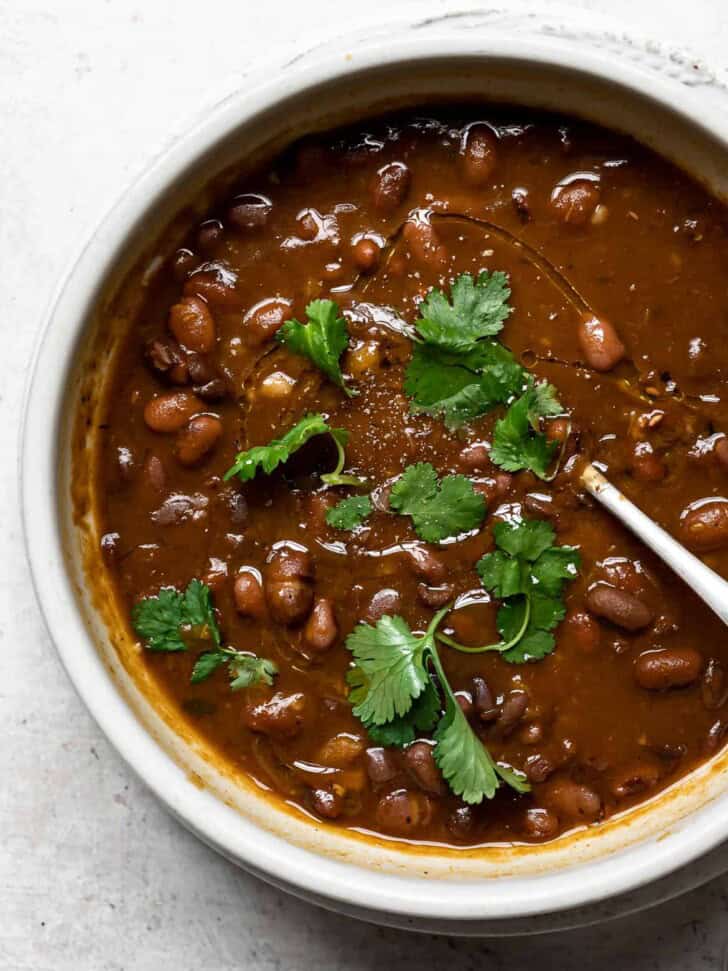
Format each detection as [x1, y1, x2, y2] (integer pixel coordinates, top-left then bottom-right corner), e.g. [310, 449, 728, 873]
[580, 463, 728, 625]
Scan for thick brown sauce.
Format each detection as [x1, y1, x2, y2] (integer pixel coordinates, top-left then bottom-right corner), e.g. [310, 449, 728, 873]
[96, 110, 728, 846]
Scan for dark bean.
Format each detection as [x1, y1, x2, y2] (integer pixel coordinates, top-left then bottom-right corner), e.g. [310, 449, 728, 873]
[242, 692, 308, 738]
[472, 678, 499, 722]
[460, 124, 497, 186]
[578, 315, 626, 372]
[609, 759, 661, 800]
[168, 295, 216, 354]
[370, 162, 411, 213]
[417, 582, 453, 608]
[404, 741, 445, 795]
[143, 391, 201, 433]
[497, 690, 529, 733]
[455, 691, 473, 718]
[233, 570, 266, 619]
[197, 219, 223, 251]
[526, 754, 555, 783]
[375, 789, 431, 836]
[523, 807, 559, 841]
[352, 237, 381, 273]
[304, 598, 338, 652]
[172, 247, 196, 281]
[194, 377, 228, 402]
[175, 414, 222, 466]
[702, 658, 728, 710]
[406, 546, 447, 585]
[228, 193, 272, 232]
[680, 498, 728, 552]
[544, 778, 602, 822]
[586, 582, 654, 632]
[365, 588, 401, 623]
[145, 337, 188, 384]
[458, 442, 490, 472]
[244, 298, 293, 345]
[365, 747, 399, 785]
[310, 788, 343, 820]
[551, 179, 600, 225]
[635, 647, 703, 691]
[446, 805, 475, 841]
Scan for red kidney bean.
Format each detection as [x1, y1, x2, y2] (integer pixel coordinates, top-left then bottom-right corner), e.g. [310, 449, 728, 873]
[175, 415, 222, 466]
[145, 337, 188, 384]
[406, 546, 447, 585]
[635, 647, 703, 691]
[497, 690, 529, 734]
[310, 787, 343, 820]
[561, 609, 601, 653]
[404, 741, 445, 795]
[402, 218, 448, 270]
[459, 124, 497, 186]
[702, 658, 728, 710]
[265, 547, 314, 625]
[375, 789, 431, 836]
[523, 807, 560, 841]
[680, 498, 728, 552]
[551, 179, 600, 225]
[525, 754, 555, 783]
[168, 295, 216, 354]
[352, 237, 381, 273]
[458, 442, 490, 472]
[544, 778, 602, 822]
[586, 582, 654, 632]
[233, 570, 266, 619]
[416, 583, 453, 608]
[447, 805, 476, 841]
[228, 193, 272, 232]
[472, 678, 499, 722]
[577, 315, 626, 372]
[609, 759, 661, 800]
[304, 598, 338, 652]
[244, 298, 293, 345]
[143, 391, 202, 433]
[365, 588, 401, 623]
[365, 747, 399, 785]
[183, 265, 239, 306]
[370, 162, 411, 213]
[242, 692, 309, 738]
[631, 442, 666, 482]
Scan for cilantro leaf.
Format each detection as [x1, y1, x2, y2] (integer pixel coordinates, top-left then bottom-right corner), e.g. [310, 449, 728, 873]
[325, 494, 373, 530]
[433, 692, 501, 801]
[191, 647, 278, 690]
[389, 462, 486, 542]
[190, 650, 228, 682]
[224, 414, 364, 487]
[441, 519, 580, 663]
[361, 680, 441, 747]
[132, 579, 221, 653]
[490, 380, 562, 479]
[415, 271, 512, 352]
[345, 615, 431, 724]
[277, 299, 354, 396]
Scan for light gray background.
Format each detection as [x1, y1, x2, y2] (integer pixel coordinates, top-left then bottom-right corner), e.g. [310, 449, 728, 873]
[4, 1, 728, 968]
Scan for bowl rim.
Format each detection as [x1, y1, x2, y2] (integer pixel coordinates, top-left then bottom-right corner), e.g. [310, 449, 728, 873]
[21, 30, 728, 924]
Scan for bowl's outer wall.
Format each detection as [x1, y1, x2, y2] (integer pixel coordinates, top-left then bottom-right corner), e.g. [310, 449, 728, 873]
[23, 32, 728, 932]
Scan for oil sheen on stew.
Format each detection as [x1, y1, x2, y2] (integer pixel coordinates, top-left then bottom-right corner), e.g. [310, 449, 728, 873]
[96, 110, 728, 847]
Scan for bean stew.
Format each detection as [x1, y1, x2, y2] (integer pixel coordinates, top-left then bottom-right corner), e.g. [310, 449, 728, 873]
[93, 110, 728, 846]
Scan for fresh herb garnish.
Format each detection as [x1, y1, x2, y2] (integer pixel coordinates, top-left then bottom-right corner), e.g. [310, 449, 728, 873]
[389, 462, 486, 542]
[437, 519, 580, 662]
[345, 609, 528, 803]
[414, 270, 512, 352]
[325, 494, 373, 530]
[277, 299, 354, 396]
[223, 413, 366, 488]
[489, 379, 563, 479]
[132, 580, 276, 690]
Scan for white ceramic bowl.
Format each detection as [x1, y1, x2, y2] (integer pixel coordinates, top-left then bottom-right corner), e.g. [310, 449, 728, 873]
[21, 13, 728, 935]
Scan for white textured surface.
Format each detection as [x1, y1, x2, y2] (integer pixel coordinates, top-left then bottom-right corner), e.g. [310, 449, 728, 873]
[4, 1, 728, 967]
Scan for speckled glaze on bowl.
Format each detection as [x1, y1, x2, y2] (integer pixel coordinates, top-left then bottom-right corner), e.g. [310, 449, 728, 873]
[21, 7, 728, 935]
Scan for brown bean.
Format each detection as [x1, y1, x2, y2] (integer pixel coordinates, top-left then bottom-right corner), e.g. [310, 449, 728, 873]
[523, 807, 560, 841]
[447, 805, 476, 841]
[242, 692, 309, 739]
[631, 442, 666, 482]
[497, 690, 529, 733]
[702, 658, 728, 710]
[586, 582, 654, 632]
[460, 124, 497, 186]
[310, 787, 343, 820]
[680, 498, 728, 552]
[406, 546, 447, 585]
[375, 789, 431, 836]
[228, 193, 272, 232]
[458, 442, 490, 473]
[183, 265, 239, 307]
[174, 414, 222, 466]
[352, 238, 381, 274]
[268, 547, 314, 582]
[561, 609, 601, 653]
[197, 219, 223, 251]
[545, 417, 570, 444]
[266, 580, 313, 626]
[243, 298, 293, 345]
[168, 295, 216, 354]
[370, 162, 411, 213]
[143, 391, 201, 433]
[402, 218, 448, 270]
[544, 778, 602, 822]
[635, 647, 703, 691]
[551, 179, 600, 225]
[194, 377, 227, 402]
[609, 759, 661, 800]
[455, 691, 473, 718]
[304, 598, 338, 652]
[416, 583, 453, 608]
[317, 733, 365, 767]
[472, 677, 499, 722]
[526, 754, 555, 783]
[365, 588, 401, 623]
[365, 747, 400, 785]
[404, 741, 445, 795]
[233, 570, 266, 619]
[145, 337, 188, 384]
[577, 315, 626, 372]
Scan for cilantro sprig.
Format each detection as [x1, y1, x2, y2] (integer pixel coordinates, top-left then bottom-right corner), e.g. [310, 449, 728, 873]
[223, 413, 366, 488]
[325, 494, 373, 530]
[132, 580, 277, 690]
[415, 270, 512, 352]
[389, 462, 486, 542]
[277, 299, 355, 396]
[437, 519, 580, 662]
[490, 380, 563, 479]
[346, 608, 528, 803]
